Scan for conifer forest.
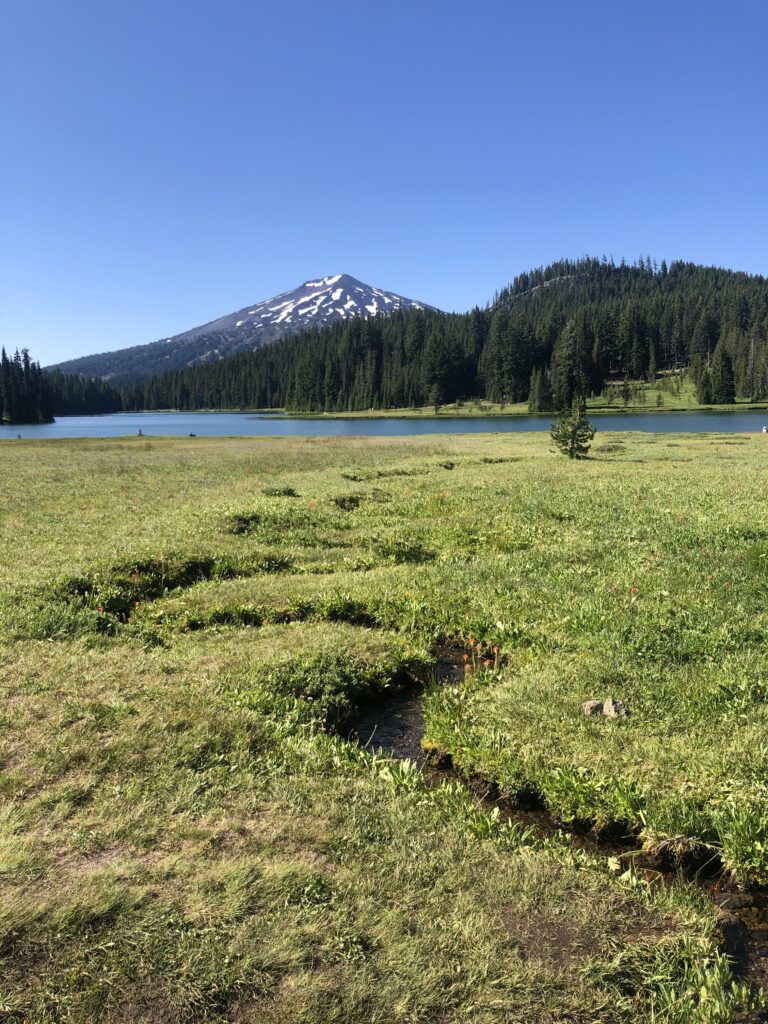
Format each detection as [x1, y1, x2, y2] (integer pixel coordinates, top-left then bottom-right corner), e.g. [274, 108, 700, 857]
[118, 258, 768, 414]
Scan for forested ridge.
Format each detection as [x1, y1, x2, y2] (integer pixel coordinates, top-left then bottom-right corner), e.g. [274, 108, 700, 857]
[119, 257, 768, 413]
[13, 258, 768, 421]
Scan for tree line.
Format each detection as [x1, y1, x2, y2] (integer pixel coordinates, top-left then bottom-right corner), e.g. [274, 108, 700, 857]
[44, 370, 123, 417]
[1, 349, 52, 424]
[12, 257, 768, 422]
[118, 257, 768, 413]
[0, 348, 122, 424]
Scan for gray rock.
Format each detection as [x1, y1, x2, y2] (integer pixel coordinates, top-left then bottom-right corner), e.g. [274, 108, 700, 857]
[603, 697, 628, 718]
[583, 699, 604, 716]
[715, 892, 754, 911]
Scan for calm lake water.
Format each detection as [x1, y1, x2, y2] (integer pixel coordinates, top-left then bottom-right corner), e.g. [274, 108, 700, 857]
[3, 410, 768, 440]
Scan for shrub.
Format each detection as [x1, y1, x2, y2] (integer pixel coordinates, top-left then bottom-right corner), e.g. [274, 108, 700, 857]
[263, 486, 299, 497]
[550, 402, 595, 459]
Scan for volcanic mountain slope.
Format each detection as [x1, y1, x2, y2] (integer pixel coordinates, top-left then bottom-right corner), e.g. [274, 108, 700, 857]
[49, 275, 435, 383]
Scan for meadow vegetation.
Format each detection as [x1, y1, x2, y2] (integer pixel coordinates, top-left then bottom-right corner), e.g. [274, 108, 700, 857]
[1, 431, 767, 1021]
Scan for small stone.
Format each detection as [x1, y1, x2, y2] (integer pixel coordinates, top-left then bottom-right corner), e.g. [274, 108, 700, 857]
[715, 892, 754, 911]
[582, 700, 603, 716]
[603, 697, 627, 718]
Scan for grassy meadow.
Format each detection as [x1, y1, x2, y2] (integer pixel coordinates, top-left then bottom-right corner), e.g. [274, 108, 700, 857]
[2, 430, 768, 1022]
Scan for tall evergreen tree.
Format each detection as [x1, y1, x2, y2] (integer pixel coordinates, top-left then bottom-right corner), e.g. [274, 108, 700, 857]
[710, 344, 736, 404]
[697, 365, 713, 405]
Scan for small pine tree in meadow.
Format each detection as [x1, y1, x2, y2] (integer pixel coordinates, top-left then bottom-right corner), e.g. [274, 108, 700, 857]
[550, 401, 595, 459]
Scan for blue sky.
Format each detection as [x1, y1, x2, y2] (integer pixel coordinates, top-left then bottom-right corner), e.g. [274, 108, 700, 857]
[2, 0, 767, 366]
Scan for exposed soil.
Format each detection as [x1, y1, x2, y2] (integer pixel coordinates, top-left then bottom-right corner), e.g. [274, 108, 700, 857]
[501, 903, 674, 973]
[502, 911, 600, 969]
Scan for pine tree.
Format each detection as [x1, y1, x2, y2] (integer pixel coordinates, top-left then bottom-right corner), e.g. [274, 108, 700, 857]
[550, 402, 595, 459]
[647, 344, 657, 383]
[550, 322, 589, 410]
[710, 345, 736, 404]
[752, 350, 768, 402]
[528, 367, 554, 412]
[697, 365, 713, 404]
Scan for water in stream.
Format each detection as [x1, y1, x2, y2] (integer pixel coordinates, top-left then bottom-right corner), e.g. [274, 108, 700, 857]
[347, 650, 768, 1017]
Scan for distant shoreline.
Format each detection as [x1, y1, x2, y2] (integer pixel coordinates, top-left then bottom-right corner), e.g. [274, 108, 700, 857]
[125, 402, 768, 420]
[282, 402, 768, 420]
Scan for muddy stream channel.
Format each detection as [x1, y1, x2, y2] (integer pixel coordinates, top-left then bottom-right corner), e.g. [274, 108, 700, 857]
[348, 648, 768, 1018]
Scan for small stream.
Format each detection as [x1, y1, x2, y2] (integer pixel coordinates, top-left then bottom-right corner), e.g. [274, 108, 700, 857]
[347, 650, 768, 1017]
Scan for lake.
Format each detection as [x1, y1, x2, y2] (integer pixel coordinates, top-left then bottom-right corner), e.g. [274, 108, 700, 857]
[2, 409, 768, 440]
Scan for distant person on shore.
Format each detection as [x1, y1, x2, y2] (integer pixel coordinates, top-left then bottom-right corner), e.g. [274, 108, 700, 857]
[137, 428, 144, 436]
[763, 426, 767, 434]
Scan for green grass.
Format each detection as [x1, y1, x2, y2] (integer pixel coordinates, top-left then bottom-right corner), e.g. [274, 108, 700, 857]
[1, 431, 767, 1021]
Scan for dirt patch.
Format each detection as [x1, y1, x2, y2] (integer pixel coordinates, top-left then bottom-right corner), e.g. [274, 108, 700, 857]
[502, 910, 599, 969]
[53, 845, 164, 879]
[107, 981, 176, 1023]
[502, 903, 673, 972]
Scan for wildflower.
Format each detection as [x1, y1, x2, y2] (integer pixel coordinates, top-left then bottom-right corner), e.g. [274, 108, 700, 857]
[629, 587, 638, 595]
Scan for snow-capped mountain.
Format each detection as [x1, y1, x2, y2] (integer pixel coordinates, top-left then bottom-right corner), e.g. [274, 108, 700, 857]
[49, 275, 435, 384]
[191, 273, 431, 337]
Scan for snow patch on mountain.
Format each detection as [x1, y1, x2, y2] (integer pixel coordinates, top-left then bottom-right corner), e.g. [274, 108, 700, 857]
[214, 274, 427, 334]
[48, 273, 436, 384]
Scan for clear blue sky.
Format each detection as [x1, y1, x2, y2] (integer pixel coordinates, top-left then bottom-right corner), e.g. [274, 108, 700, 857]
[2, 0, 767, 366]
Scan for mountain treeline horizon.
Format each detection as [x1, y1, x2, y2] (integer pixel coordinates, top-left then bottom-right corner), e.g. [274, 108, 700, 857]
[119, 257, 768, 413]
[9, 256, 768, 423]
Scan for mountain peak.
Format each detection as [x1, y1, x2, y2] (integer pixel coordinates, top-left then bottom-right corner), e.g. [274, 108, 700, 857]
[48, 274, 435, 384]
[303, 274, 345, 287]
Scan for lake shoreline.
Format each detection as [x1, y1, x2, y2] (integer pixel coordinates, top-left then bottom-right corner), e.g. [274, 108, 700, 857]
[4, 407, 768, 440]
